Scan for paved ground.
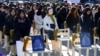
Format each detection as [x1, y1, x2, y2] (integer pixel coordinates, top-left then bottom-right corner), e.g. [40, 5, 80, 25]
[0, 40, 100, 56]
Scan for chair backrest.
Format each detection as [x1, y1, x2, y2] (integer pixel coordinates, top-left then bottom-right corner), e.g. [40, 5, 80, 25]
[33, 29, 41, 35]
[57, 28, 70, 38]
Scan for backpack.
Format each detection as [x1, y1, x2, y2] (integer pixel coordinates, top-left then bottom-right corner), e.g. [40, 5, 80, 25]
[31, 35, 45, 51]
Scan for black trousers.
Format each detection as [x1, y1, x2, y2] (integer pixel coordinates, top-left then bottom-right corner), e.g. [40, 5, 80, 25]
[97, 28, 100, 39]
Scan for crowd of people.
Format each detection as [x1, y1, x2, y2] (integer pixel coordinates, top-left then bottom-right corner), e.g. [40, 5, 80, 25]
[0, 1, 100, 56]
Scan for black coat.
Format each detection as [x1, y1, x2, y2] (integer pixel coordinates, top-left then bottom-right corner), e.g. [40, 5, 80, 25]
[80, 15, 94, 32]
[95, 11, 100, 27]
[28, 10, 35, 24]
[67, 14, 79, 33]
[80, 15, 95, 45]
[56, 8, 69, 29]
[0, 11, 6, 31]
[5, 15, 16, 36]
[14, 17, 31, 41]
[97, 18, 100, 38]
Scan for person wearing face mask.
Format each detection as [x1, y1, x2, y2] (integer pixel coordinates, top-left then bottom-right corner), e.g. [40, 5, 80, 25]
[43, 7, 60, 52]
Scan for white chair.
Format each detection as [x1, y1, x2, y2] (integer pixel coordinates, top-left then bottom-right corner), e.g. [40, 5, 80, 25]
[93, 36, 99, 56]
[16, 41, 38, 56]
[0, 31, 2, 45]
[57, 28, 71, 56]
[23, 36, 51, 56]
[73, 34, 99, 56]
[23, 29, 51, 56]
[42, 28, 52, 51]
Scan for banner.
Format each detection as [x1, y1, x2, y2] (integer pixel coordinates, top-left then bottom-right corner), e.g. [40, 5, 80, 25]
[65, 0, 80, 4]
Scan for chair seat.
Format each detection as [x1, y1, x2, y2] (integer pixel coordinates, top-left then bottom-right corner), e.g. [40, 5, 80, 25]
[75, 44, 98, 49]
[58, 36, 72, 41]
[26, 46, 50, 53]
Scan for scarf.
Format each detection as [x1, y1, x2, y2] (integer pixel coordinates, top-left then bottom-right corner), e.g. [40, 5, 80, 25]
[47, 14, 55, 24]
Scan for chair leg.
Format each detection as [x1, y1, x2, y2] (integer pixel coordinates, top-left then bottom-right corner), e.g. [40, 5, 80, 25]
[94, 47, 97, 56]
[8, 45, 13, 55]
[79, 49, 81, 56]
[41, 53, 44, 56]
[24, 52, 27, 56]
[67, 41, 69, 53]
[72, 47, 75, 56]
[60, 41, 62, 56]
[48, 51, 50, 56]
[0, 31, 2, 45]
[13, 45, 17, 55]
[86, 49, 89, 56]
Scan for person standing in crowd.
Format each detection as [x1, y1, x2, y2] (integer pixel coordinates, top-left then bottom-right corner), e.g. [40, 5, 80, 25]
[67, 7, 79, 33]
[15, 3, 24, 16]
[95, 7, 100, 27]
[13, 10, 31, 56]
[14, 9, 31, 42]
[92, 5, 99, 18]
[28, 4, 38, 24]
[5, 8, 16, 55]
[2, 6, 10, 41]
[0, 5, 5, 45]
[5, 8, 16, 44]
[95, 7, 100, 39]
[17, 3, 23, 9]
[97, 15, 100, 39]
[34, 5, 46, 34]
[1, 6, 10, 30]
[43, 7, 59, 52]
[25, 6, 31, 15]
[55, 3, 60, 15]
[57, 7, 68, 29]
[77, 5, 83, 16]
[80, 8, 94, 44]
[3, 6, 9, 19]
